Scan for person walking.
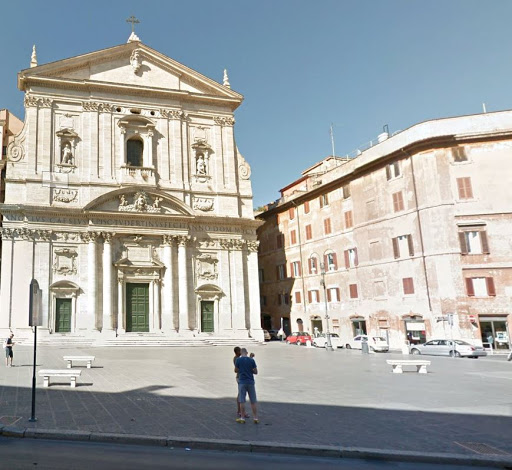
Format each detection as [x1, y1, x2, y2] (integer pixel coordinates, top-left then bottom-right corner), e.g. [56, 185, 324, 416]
[4, 333, 14, 367]
[234, 348, 259, 424]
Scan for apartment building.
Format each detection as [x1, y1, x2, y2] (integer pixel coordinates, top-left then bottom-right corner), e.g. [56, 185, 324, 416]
[257, 110, 512, 350]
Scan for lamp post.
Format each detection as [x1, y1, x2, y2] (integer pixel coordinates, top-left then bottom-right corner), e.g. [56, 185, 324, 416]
[320, 263, 333, 351]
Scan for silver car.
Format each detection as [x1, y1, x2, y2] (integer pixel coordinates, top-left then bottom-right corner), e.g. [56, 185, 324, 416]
[410, 339, 487, 358]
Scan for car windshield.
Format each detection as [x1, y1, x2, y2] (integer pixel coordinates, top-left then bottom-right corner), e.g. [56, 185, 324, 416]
[454, 340, 471, 346]
[373, 337, 387, 342]
[328, 333, 339, 337]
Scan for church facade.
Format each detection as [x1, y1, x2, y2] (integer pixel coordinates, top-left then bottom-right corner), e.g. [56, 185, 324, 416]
[0, 35, 263, 342]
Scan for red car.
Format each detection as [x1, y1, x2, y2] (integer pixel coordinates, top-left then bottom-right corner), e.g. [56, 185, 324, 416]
[286, 332, 313, 346]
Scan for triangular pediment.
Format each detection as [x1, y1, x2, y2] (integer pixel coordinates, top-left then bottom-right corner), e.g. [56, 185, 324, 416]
[84, 187, 194, 216]
[19, 42, 242, 104]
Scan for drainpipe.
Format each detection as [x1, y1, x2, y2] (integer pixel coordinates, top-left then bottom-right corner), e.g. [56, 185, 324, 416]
[401, 148, 433, 312]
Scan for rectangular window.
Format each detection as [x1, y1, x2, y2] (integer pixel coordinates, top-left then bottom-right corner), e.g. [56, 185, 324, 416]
[304, 201, 310, 214]
[342, 184, 351, 199]
[457, 177, 473, 199]
[344, 210, 353, 229]
[291, 261, 302, 277]
[323, 218, 332, 235]
[459, 230, 489, 255]
[466, 277, 496, 297]
[290, 229, 297, 245]
[258, 269, 264, 283]
[295, 291, 302, 304]
[392, 191, 405, 212]
[344, 248, 358, 268]
[2, 146, 6, 156]
[284, 294, 290, 305]
[327, 287, 340, 303]
[324, 252, 337, 271]
[319, 193, 329, 208]
[349, 284, 358, 299]
[289, 207, 295, 220]
[308, 290, 320, 303]
[392, 234, 414, 259]
[308, 257, 318, 274]
[276, 264, 286, 280]
[276, 234, 284, 249]
[402, 277, 415, 295]
[305, 224, 312, 240]
[452, 147, 468, 162]
[386, 161, 401, 180]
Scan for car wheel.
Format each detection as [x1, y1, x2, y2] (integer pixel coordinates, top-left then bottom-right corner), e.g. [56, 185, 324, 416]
[411, 349, 421, 355]
[296, 341, 301, 346]
[345, 344, 352, 349]
[449, 351, 461, 358]
[370, 346, 375, 352]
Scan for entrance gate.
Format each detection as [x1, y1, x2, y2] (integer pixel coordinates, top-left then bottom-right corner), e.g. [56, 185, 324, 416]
[55, 298, 72, 333]
[201, 301, 214, 332]
[126, 283, 149, 332]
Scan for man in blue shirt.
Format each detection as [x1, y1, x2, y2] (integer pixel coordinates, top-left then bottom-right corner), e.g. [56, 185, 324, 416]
[234, 348, 259, 424]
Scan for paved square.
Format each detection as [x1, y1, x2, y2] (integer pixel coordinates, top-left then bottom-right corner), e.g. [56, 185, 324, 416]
[1, 342, 511, 457]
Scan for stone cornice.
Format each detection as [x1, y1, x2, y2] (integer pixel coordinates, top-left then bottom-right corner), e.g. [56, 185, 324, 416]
[20, 76, 242, 110]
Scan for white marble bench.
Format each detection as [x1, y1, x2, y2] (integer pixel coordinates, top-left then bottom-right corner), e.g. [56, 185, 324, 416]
[38, 369, 81, 388]
[386, 360, 431, 374]
[63, 356, 95, 369]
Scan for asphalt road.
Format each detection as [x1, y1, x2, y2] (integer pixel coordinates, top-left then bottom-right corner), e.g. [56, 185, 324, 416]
[0, 437, 501, 470]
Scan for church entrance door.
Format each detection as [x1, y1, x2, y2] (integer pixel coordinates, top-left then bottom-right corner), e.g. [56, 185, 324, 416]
[201, 301, 214, 333]
[126, 283, 149, 332]
[55, 298, 72, 333]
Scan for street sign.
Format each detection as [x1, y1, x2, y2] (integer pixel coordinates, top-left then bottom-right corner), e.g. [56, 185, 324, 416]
[29, 279, 43, 327]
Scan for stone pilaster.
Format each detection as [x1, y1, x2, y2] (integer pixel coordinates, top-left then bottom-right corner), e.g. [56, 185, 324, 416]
[81, 232, 99, 330]
[162, 235, 175, 331]
[102, 232, 114, 332]
[246, 240, 264, 341]
[177, 235, 191, 333]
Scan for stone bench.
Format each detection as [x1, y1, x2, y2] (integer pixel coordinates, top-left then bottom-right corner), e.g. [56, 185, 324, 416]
[38, 369, 81, 388]
[63, 355, 95, 369]
[386, 360, 431, 374]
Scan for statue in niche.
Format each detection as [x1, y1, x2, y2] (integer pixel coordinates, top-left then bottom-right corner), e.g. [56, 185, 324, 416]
[61, 142, 74, 165]
[196, 155, 207, 175]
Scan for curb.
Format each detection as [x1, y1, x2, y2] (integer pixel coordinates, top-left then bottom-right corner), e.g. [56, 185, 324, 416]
[1, 427, 512, 468]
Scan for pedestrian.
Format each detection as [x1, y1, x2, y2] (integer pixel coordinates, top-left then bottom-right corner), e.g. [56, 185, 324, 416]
[4, 333, 14, 367]
[507, 350, 512, 362]
[234, 347, 259, 424]
[233, 346, 255, 419]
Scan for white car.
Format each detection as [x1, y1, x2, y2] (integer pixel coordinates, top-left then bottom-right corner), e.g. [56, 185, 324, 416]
[410, 339, 487, 358]
[313, 333, 344, 349]
[345, 335, 389, 352]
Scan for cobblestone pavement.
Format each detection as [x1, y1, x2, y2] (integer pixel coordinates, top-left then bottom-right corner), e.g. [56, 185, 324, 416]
[1, 342, 511, 458]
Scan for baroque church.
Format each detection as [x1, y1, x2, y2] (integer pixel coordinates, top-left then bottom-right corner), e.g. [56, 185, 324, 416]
[0, 30, 263, 343]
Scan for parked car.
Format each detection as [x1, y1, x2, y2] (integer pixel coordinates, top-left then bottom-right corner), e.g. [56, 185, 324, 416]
[286, 332, 313, 346]
[410, 339, 487, 358]
[267, 329, 280, 340]
[313, 333, 344, 349]
[263, 330, 271, 341]
[345, 335, 389, 352]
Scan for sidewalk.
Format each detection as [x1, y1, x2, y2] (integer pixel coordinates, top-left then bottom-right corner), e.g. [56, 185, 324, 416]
[1, 342, 511, 466]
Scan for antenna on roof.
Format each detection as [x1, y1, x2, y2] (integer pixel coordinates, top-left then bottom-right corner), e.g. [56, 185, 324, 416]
[482, 102, 487, 113]
[329, 123, 336, 158]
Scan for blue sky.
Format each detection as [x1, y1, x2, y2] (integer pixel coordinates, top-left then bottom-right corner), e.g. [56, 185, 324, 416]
[1, 1, 511, 207]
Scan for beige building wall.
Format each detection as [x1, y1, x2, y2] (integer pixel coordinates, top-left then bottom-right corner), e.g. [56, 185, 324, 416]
[258, 111, 512, 351]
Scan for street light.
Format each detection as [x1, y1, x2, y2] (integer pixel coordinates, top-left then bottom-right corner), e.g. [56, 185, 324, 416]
[320, 262, 334, 351]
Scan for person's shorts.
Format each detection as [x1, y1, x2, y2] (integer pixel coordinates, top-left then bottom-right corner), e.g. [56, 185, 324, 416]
[238, 383, 257, 404]
[5, 348, 13, 358]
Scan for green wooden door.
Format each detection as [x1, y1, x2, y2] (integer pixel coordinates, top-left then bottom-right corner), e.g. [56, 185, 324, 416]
[55, 298, 72, 333]
[201, 301, 214, 333]
[126, 283, 149, 332]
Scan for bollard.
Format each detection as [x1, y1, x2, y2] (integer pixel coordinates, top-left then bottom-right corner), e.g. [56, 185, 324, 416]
[361, 340, 369, 354]
[306, 339, 312, 348]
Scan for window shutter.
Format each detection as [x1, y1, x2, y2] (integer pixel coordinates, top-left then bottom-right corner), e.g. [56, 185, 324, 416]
[295, 292, 301, 303]
[344, 250, 349, 269]
[465, 278, 475, 297]
[290, 263, 294, 278]
[324, 254, 328, 271]
[335, 288, 340, 301]
[386, 164, 391, 180]
[350, 284, 358, 298]
[459, 232, 468, 255]
[298, 261, 302, 276]
[354, 248, 359, 267]
[276, 266, 280, 280]
[407, 235, 414, 257]
[319, 196, 323, 208]
[480, 231, 490, 254]
[465, 178, 473, 199]
[327, 288, 331, 302]
[308, 258, 312, 274]
[332, 253, 337, 270]
[486, 277, 496, 296]
[277, 294, 282, 305]
[308, 291, 312, 303]
[304, 201, 310, 214]
[392, 237, 399, 258]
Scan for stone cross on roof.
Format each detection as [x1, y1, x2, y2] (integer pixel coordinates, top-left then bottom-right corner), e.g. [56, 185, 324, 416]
[126, 15, 141, 43]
